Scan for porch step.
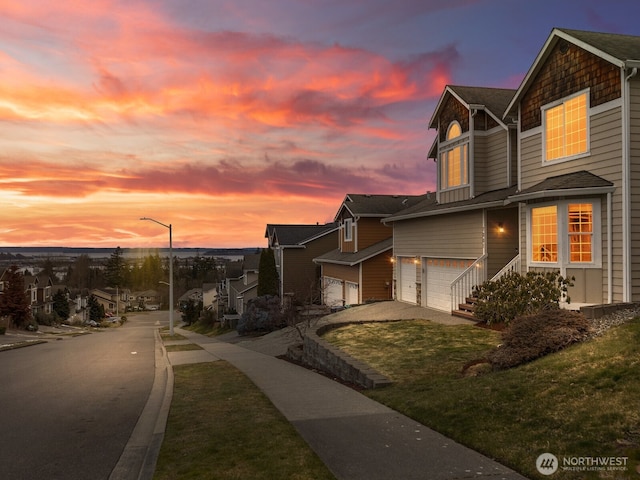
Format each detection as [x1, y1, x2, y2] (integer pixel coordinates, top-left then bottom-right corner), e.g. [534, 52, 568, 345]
[452, 297, 478, 320]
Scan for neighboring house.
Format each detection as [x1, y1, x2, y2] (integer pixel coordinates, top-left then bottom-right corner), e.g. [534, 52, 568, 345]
[178, 288, 203, 310]
[90, 288, 128, 315]
[265, 223, 339, 305]
[314, 194, 424, 306]
[133, 289, 160, 309]
[202, 283, 219, 313]
[226, 253, 260, 315]
[386, 27, 640, 313]
[384, 85, 519, 313]
[23, 274, 54, 316]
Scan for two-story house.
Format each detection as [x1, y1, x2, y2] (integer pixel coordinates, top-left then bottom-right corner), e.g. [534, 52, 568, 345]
[384, 85, 519, 312]
[226, 253, 260, 314]
[265, 223, 339, 305]
[386, 27, 640, 313]
[314, 194, 423, 306]
[24, 274, 54, 316]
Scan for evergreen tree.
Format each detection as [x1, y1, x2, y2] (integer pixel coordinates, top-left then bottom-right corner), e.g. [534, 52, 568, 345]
[52, 289, 70, 321]
[0, 265, 31, 328]
[86, 294, 104, 322]
[257, 248, 279, 297]
[104, 246, 126, 288]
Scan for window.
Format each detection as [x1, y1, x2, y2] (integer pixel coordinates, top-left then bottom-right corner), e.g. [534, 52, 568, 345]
[440, 121, 468, 189]
[344, 218, 353, 242]
[532, 206, 558, 262]
[568, 203, 593, 262]
[544, 92, 588, 162]
[529, 200, 599, 266]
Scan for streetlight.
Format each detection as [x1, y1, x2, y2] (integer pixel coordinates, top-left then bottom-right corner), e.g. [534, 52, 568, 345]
[140, 217, 174, 335]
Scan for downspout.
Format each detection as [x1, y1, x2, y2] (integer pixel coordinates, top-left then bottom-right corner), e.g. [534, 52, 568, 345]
[435, 118, 441, 204]
[622, 67, 637, 302]
[470, 105, 482, 198]
[607, 192, 613, 304]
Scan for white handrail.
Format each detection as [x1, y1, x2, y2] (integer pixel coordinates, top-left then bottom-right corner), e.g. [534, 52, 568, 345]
[490, 254, 521, 282]
[450, 254, 487, 312]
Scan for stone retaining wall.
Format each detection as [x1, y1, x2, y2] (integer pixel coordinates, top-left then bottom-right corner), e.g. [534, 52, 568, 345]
[298, 322, 392, 389]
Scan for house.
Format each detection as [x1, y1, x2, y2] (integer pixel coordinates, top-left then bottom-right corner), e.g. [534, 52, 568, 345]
[384, 85, 519, 312]
[226, 253, 260, 315]
[90, 288, 128, 315]
[265, 223, 339, 305]
[23, 274, 54, 316]
[386, 27, 640, 313]
[314, 194, 424, 306]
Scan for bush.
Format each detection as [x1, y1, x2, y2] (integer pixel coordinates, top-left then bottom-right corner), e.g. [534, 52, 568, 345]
[237, 295, 287, 336]
[488, 310, 592, 369]
[473, 270, 573, 325]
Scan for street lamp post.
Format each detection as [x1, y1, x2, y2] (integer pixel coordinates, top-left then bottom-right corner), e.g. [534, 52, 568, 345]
[140, 217, 174, 335]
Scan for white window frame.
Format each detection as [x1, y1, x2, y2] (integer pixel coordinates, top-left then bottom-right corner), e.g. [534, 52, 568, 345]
[439, 121, 469, 190]
[527, 199, 601, 268]
[541, 89, 590, 165]
[344, 218, 353, 242]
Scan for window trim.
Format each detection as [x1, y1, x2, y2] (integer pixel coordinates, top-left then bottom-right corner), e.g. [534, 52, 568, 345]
[541, 89, 590, 165]
[527, 199, 601, 268]
[439, 121, 469, 191]
[343, 218, 353, 242]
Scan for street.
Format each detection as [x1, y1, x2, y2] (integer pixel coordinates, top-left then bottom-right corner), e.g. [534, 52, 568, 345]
[0, 312, 165, 480]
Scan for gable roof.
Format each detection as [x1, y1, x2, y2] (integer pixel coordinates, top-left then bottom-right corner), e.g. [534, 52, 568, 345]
[314, 237, 393, 266]
[507, 170, 615, 203]
[265, 223, 338, 247]
[384, 187, 516, 223]
[336, 194, 425, 220]
[505, 28, 640, 118]
[429, 85, 516, 129]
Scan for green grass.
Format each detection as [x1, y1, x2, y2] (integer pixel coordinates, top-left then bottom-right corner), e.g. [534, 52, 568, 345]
[164, 343, 204, 352]
[323, 319, 640, 480]
[153, 362, 335, 480]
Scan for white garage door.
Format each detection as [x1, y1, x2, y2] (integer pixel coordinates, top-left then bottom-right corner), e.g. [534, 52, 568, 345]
[425, 258, 471, 311]
[399, 257, 417, 304]
[324, 277, 344, 307]
[345, 282, 359, 306]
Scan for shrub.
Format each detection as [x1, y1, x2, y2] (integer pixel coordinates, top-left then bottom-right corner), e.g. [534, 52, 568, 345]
[473, 270, 573, 325]
[237, 295, 287, 336]
[488, 309, 591, 369]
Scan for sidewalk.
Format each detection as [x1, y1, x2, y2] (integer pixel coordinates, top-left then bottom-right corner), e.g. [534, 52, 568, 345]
[162, 303, 529, 480]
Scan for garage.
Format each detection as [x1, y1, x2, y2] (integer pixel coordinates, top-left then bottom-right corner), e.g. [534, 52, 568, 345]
[345, 281, 359, 306]
[398, 257, 417, 304]
[424, 258, 471, 311]
[323, 277, 344, 307]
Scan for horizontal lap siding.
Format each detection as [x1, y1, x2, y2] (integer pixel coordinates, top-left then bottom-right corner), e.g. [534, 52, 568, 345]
[322, 263, 359, 284]
[357, 218, 393, 250]
[519, 103, 623, 303]
[630, 79, 640, 300]
[362, 253, 393, 302]
[476, 130, 509, 195]
[393, 210, 484, 258]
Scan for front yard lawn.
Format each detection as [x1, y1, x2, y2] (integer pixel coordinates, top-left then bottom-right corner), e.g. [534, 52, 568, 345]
[323, 318, 640, 479]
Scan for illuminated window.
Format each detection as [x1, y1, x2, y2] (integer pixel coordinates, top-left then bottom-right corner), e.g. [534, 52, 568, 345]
[568, 203, 593, 262]
[544, 92, 588, 162]
[531, 206, 558, 262]
[440, 121, 468, 189]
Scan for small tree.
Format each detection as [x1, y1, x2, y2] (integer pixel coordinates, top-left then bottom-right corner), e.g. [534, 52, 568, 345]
[86, 294, 104, 322]
[257, 248, 279, 297]
[52, 289, 70, 322]
[0, 265, 31, 328]
[181, 298, 201, 326]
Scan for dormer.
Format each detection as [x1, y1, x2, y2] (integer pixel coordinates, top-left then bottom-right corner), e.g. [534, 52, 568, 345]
[429, 86, 517, 205]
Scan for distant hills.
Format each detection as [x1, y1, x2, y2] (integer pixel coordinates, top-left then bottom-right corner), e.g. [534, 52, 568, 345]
[0, 247, 262, 260]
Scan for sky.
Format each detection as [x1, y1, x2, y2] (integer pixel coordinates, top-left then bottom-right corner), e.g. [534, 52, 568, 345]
[1, 0, 640, 249]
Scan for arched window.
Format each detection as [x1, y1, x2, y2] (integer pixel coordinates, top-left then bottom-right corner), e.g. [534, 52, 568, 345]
[440, 121, 468, 189]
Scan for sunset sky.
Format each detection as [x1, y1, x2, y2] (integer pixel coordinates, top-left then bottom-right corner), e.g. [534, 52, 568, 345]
[2, 0, 639, 248]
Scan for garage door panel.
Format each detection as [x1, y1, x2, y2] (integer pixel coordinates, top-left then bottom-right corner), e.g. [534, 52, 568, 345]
[324, 277, 343, 307]
[425, 259, 470, 311]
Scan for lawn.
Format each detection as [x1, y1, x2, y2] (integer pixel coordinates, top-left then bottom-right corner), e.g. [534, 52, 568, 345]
[323, 318, 640, 480]
[153, 361, 335, 480]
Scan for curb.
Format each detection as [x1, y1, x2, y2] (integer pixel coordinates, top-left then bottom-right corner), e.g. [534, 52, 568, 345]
[109, 328, 174, 480]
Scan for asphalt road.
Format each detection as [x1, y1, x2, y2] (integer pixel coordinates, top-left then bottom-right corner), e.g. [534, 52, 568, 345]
[0, 312, 166, 480]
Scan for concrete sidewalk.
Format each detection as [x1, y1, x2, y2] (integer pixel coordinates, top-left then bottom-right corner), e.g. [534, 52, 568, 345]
[164, 305, 529, 480]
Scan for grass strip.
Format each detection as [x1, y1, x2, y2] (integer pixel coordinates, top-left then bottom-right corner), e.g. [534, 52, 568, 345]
[324, 318, 640, 480]
[164, 343, 204, 352]
[153, 361, 336, 480]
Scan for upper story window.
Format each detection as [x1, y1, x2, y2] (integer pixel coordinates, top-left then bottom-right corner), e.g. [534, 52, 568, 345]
[440, 121, 468, 189]
[344, 218, 353, 242]
[543, 91, 588, 162]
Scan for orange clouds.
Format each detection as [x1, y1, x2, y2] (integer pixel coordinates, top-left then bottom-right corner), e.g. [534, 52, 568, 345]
[0, 0, 451, 248]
